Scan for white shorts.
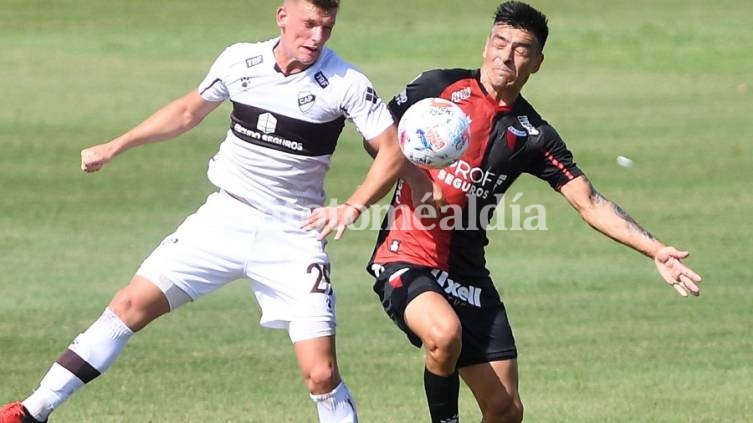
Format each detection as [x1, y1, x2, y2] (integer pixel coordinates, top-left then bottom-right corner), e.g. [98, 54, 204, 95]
[136, 191, 336, 342]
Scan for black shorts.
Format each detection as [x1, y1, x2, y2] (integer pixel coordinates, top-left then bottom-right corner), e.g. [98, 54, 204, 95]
[371, 262, 517, 368]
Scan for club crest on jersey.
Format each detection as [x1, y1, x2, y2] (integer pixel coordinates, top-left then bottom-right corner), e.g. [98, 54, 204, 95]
[245, 55, 263, 68]
[314, 71, 329, 88]
[516, 115, 540, 135]
[298, 91, 316, 113]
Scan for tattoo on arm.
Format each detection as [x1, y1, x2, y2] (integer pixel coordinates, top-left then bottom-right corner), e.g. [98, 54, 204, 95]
[585, 177, 656, 241]
[611, 202, 657, 241]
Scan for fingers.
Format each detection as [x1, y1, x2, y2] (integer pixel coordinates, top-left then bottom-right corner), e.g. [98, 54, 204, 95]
[656, 249, 703, 297]
[300, 205, 357, 240]
[81, 150, 103, 173]
[678, 274, 701, 296]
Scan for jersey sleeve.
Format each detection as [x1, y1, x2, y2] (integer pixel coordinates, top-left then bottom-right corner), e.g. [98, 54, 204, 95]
[526, 125, 583, 190]
[339, 69, 393, 141]
[197, 45, 239, 102]
[387, 69, 453, 121]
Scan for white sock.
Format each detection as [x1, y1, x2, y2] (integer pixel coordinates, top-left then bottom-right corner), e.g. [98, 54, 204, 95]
[310, 381, 359, 423]
[22, 308, 134, 421]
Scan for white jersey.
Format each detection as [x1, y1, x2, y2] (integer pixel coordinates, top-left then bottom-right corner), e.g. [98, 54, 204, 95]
[198, 38, 393, 219]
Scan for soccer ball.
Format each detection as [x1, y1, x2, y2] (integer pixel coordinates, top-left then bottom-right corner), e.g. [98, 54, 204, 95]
[397, 97, 471, 169]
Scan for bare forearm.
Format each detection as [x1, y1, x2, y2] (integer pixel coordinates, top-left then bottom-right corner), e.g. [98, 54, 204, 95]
[348, 139, 404, 208]
[108, 93, 208, 157]
[579, 180, 664, 258]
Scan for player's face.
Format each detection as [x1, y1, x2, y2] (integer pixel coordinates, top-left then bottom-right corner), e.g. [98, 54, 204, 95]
[482, 24, 544, 98]
[276, 0, 336, 73]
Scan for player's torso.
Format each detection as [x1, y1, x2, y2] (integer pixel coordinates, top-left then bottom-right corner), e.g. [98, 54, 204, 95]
[374, 70, 548, 278]
[206, 40, 351, 216]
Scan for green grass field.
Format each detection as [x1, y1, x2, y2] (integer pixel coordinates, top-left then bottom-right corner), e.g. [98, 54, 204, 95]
[2, 0, 752, 421]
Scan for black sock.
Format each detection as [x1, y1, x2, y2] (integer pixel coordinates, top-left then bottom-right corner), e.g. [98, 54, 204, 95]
[424, 367, 459, 423]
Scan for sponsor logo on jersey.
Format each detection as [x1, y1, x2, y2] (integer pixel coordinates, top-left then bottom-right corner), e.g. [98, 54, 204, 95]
[257, 113, 277, 134]
[314, 71, 329, 88]
[450, 87, 471, 103]
[431, 269, 482, 307]
[245, 55, 263, 68]
[517, 115, 540, 135]
[298, 91, 316, 113]
[437, 159, 498, 199]
[234, 118, 304, 152]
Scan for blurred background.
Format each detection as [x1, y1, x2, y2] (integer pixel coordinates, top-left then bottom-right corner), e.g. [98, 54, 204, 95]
[1, 1, 751, 421]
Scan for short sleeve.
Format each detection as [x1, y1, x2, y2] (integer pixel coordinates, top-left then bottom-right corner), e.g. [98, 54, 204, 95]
[197, 46, 235, 102]
[339, 70, 394, 141]
[526, 125, 583, 190]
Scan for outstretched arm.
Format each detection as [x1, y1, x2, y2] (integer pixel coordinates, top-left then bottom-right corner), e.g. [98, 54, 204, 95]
[559, 175, 702, 297]
[302, 124, 405, 240]
[80, 90, 223, 172]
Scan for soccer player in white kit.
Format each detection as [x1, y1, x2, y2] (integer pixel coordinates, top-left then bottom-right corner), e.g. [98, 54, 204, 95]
[0, 1, 403, 422]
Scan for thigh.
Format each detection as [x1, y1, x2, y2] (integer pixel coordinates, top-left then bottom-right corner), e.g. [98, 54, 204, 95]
[371, 264, 449, 347]
[136, 194, 247, 303]
[247, 220, 335, 338]
[453, 282, 517, 368]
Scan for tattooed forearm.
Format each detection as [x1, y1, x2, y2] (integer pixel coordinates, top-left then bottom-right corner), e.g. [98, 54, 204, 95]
[586, 178, 609, 206]
[610, 202, 657, 241]
[584, 177, 656, 242]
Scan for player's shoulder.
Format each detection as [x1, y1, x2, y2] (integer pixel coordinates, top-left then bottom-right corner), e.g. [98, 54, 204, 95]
[511, 96, 561, 142]
[316, 47, 371, 83]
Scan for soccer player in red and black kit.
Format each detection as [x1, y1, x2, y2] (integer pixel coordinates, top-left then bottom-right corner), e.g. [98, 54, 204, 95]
[367, 2, 703, 422]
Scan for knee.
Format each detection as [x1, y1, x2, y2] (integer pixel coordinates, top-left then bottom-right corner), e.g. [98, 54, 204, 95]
[423, 323, 462, 366]
[109, 288, 136, 317]
[482, 394, 523, 423]
[107, 284, 168, 332]
[303, 360, 340, 394]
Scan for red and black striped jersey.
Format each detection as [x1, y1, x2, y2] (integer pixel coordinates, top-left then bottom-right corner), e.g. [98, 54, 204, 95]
[369, 68, 583, 279]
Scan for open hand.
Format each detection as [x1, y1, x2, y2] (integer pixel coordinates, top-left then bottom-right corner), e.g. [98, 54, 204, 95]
[654, 246, 702, 297]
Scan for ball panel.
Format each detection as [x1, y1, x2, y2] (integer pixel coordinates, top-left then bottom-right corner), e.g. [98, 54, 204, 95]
[397, 98, 471, 169]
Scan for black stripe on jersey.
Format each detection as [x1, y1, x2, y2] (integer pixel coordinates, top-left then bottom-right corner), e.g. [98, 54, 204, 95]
[199, 78, 222, 96]
[230, 101, 345, 156]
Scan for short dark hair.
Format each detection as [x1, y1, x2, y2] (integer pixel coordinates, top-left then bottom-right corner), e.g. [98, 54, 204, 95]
[311, 0, 339, 11]
[493, 1, 549, 51]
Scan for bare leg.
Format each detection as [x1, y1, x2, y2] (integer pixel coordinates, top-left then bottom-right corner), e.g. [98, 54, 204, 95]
[459, 359, 523, 423]
[295, 335, 358, 422]
[404, 291, 462, 423]
[21, 275, 172, 421]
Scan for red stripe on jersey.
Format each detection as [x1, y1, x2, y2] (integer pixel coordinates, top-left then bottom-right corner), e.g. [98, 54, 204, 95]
[372, 77, 503, 271]
[506, 130, 518, 152]
[543, 150, 575, 180]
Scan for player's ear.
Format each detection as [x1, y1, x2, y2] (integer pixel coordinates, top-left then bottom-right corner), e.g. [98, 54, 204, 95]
[532, 53, 544, 74]
[276, 6, 288, 30]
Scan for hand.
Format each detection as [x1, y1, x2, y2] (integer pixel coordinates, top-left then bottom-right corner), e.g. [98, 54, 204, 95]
[81, 143, 115, 173]
[300, 203, 364, 240]
[653, 246, 702, 297]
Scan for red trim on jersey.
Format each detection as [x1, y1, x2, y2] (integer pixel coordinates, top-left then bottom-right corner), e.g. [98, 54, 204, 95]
[372, 77, 504, 271]
[505, 130, 518, 152]
[543, 150, 575, 180]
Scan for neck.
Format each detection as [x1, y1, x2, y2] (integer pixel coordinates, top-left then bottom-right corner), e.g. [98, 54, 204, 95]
[479, 67, 519, 107]
[273, 44, 306, 76]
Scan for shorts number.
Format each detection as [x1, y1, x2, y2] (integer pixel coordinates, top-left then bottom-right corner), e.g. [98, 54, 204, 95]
[308, 263, 332, 294]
